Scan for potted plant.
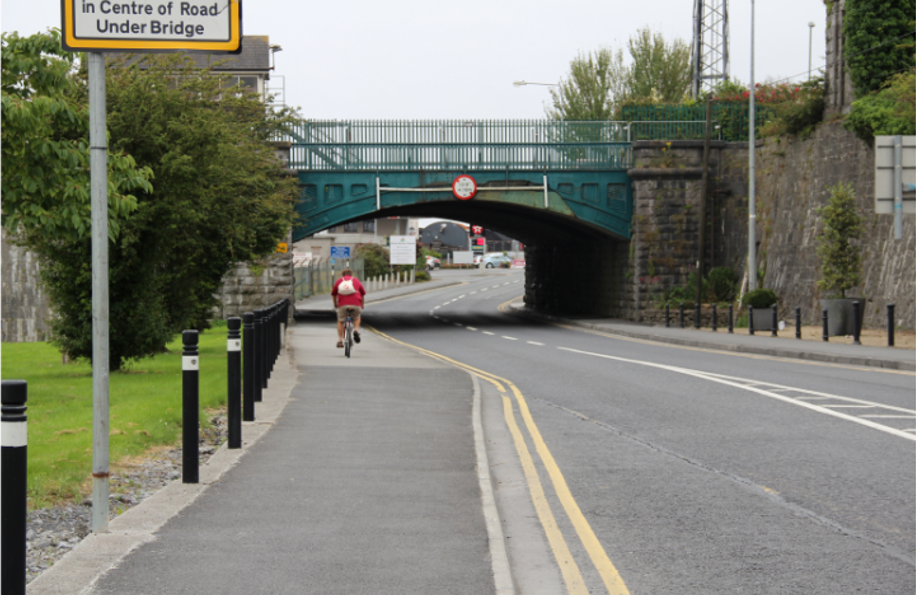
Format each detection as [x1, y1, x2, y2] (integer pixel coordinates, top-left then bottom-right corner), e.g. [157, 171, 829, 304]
[742, 288, 779, 330]
[816, 183, 863, 336]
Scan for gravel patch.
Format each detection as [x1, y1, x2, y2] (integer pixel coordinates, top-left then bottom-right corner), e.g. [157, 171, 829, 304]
[25, 414, 227, 583]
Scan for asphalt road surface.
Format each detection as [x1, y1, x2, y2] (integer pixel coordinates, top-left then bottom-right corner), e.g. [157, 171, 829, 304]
[367, 269, 916, 595]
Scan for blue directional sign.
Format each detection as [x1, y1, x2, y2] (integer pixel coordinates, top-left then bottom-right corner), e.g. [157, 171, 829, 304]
[330, 246, 351, 259]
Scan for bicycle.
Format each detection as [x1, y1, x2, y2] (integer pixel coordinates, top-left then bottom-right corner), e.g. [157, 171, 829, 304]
[343, 307, 356, 358]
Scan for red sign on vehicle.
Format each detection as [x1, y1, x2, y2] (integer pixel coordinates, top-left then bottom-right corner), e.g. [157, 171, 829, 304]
[452, 175, 477, 200]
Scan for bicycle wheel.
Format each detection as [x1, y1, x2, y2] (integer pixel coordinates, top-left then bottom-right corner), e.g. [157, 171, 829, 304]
[344, 319, 353, 358]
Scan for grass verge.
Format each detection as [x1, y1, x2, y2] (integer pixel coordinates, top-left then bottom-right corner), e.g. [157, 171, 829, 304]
[1, 322, 231, 509]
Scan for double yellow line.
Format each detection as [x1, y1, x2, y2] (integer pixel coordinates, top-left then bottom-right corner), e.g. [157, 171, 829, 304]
[369, 327, 630, 595]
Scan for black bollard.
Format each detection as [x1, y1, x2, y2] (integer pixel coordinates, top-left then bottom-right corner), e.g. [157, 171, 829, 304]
[795, 307, 801, 339]
[679, 302, 685, 328]
[182, 330, 199, 484]
[242, 313, 255, 422]
[822, 309, 829, 342]
[2, 380, 28, 595]
[771, 305, 778, 337]
[852, 301, 861, 345]
[888, 303, 896, 347]
[749, 305, 755, 335]
[728, 304, 734, 334]
[665, 304, 670, 328]
[711, 303, 717, 332]
[227, 317, 242, 449]
[694, 302, 701, 329]
[253, 309, 264, 402]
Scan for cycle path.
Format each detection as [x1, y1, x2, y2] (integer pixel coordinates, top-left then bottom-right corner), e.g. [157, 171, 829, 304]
[28, 320, 507, 595]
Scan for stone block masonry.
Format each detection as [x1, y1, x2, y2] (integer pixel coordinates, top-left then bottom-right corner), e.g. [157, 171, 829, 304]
[528, 127, 913, 331]
[1, 229, 51, 343]
[213, 250, 294, 321]
[753, 122, 914, 330]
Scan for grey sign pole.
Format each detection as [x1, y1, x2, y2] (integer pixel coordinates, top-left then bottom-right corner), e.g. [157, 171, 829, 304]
[89, 51, 110, 535]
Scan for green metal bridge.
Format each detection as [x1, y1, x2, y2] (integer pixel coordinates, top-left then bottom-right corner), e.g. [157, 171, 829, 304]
[285, 120, 642, 244]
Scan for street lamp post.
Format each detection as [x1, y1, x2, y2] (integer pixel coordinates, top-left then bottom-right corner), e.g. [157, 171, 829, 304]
[748, 0, 757, 292]
[808, 22, 815, 80]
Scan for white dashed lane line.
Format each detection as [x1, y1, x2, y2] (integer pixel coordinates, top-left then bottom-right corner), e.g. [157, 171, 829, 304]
[483, 331, 495, 336]
[527, 341, 545, 346]
[467, 327, 478, 331]
[502, 336, 518, 341]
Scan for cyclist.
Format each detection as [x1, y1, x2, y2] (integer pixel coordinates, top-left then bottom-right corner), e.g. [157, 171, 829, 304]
[331, 267, 366, 349]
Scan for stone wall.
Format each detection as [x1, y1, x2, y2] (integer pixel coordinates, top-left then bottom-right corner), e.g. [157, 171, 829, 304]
[1, 230, 51, 343]
[213, 251, 294, 320]
[754, 122, 914, 329]
[529, 127, 914, 332]
[626, 140, 749, 320]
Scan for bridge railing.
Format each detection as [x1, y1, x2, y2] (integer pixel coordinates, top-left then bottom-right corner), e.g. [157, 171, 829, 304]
[281, 120, 634, 171]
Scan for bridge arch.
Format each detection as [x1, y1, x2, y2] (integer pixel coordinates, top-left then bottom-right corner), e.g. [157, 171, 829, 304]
[286, 120, 637, 316]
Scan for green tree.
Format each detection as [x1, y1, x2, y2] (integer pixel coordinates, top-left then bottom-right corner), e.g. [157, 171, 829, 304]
[843, 0, 915, 96]
[548, 47, 628, 121]
[816, 183, 863, 299]
[625, 27, 692, 102]
[1, 30, 153, 242]
[3, 32, 299, 369]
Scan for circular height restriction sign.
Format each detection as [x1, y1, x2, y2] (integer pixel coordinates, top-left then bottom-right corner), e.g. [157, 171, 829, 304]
[452, 175, 478, 200]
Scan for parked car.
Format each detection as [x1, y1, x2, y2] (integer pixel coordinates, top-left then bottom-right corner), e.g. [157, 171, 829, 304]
[473, 254, 484, 266]
[425, 255, 441, 270]
[479, 253, 512, 269]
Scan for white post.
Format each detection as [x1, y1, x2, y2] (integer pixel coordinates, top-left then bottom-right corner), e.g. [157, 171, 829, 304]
[894, 135, 903, 240]
[89, 52, 110, 534]
[543, 174, 549, 209]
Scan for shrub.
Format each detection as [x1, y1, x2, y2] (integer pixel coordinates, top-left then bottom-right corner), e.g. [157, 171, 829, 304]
[742, 288, 778, 309]
[356, 243, 390, 279]
[415, 270, 431, 282]
[816, 183, 863, 298]
[761, 79, 825, 138]
[706, 267, 739, 302]
[844, 70, 916, 142]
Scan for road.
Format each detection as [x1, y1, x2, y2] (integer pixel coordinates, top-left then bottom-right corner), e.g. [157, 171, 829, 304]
[366, 268, 916, 595]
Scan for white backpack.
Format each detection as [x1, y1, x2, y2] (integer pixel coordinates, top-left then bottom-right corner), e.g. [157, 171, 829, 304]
[338, 277, 357, 295]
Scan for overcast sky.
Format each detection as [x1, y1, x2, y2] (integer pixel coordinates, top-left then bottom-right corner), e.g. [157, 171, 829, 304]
[4, 0, 828, 120]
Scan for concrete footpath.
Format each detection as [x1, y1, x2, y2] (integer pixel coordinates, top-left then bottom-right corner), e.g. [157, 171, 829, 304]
[29, 309, 510, 595]
[25, 279, 913, 594]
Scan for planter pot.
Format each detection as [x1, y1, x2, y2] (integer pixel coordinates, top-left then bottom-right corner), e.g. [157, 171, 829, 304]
[751, 306, 776, 331]
[820, 298, 859, 336]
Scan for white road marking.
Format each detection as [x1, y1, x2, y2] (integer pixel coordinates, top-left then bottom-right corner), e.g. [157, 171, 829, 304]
[861, 414, 916, 419]
[483, 331, 495, 336]
[454, 323, 463, 327]
[502, 336, 518, 341]
[527, 341, 545, 346]
[467, 327, 478, 331]
[558, 346, 916, 442]
[459, 295, 466, 298]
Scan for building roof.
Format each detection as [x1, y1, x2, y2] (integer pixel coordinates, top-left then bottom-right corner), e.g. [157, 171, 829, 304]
[109, 35, 271, 73]
[187, 35, 271, 72]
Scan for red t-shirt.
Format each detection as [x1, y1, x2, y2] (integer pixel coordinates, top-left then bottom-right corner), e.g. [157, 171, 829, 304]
[331, 276, 366, 308]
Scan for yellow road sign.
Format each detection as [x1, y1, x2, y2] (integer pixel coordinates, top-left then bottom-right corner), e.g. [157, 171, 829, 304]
[62, 0, 242, 52]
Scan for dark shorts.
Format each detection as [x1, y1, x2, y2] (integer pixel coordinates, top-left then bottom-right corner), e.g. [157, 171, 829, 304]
[336, 305, 362, 322]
